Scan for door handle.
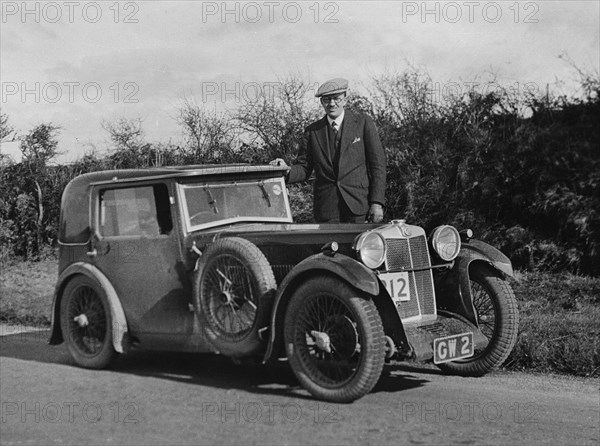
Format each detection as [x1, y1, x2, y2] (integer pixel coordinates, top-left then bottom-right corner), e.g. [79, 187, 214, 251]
[90, 239, 111, 257]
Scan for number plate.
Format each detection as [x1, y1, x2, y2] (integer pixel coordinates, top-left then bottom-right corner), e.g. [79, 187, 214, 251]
[379, 272, 411, 304]
[433, 332, 474, 364]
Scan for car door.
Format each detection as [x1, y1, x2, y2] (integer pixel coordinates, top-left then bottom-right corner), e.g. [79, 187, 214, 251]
[89, 181, 194, 347]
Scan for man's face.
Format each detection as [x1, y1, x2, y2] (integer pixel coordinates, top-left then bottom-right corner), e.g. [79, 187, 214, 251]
[320, 93, 347, 119]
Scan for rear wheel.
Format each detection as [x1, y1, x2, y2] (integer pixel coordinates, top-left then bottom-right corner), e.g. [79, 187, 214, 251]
[60, 276, 115, 369]
[284, 276, 385, 403]
[438, 263, 519, 376]
[195, 237, 276, 357]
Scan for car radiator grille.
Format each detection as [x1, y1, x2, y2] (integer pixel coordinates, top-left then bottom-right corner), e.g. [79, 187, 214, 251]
[385, 236, 436, 319]
[272, 264, 294, 285]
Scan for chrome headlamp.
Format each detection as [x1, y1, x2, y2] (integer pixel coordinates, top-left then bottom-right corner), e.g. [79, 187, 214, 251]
[354, 231, 386, 269]
[430, 225, 461, 261]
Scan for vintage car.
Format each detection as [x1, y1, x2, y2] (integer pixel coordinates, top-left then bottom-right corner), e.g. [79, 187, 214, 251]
[50, 164, 519, 403]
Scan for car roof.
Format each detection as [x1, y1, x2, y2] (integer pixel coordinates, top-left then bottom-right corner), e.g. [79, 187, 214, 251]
[76, 164, 288, 185]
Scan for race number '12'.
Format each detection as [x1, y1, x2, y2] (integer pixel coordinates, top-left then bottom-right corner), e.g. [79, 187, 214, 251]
[379, 272, 411, 303]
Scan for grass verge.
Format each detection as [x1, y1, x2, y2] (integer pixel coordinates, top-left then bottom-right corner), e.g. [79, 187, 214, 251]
[1, 259, 598, 377]
[506, 271, 600, 377]
[0, 258, 56, 326]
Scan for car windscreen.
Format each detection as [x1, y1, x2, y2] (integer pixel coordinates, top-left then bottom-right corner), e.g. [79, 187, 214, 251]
[180, 177, 292, 230]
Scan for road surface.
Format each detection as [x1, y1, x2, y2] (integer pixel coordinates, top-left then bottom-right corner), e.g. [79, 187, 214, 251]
[0, 326, 598, 445]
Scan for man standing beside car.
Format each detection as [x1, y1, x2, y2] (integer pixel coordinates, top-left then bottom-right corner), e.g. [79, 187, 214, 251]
[271, 78, 386, 223]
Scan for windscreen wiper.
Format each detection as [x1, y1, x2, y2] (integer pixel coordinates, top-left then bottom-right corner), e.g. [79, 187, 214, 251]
[203, 186, 219, 213]
[258, 181, 271, 207]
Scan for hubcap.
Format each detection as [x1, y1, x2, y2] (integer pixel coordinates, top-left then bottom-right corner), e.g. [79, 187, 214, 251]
[310, 330, 332, 354]
[73, 314, 89, 327]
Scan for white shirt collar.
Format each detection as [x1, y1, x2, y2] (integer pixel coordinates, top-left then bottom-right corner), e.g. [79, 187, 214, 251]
[327, 110, 345, 128]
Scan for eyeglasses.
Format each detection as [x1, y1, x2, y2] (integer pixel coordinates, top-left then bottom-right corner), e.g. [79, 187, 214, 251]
[320, 94, 346, 105]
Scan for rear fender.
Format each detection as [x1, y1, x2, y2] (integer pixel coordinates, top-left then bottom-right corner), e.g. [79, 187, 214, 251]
[262, 253, 381, 362]
[436, 240, 514, 326]
[49, 262, 129, 353]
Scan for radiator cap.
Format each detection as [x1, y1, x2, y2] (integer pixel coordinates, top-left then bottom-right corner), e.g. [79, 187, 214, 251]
[390, 219, 411, 236]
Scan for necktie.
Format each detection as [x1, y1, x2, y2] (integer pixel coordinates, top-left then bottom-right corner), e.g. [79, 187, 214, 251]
[331, 121, 340, 146]
[329, 121, 341, 172]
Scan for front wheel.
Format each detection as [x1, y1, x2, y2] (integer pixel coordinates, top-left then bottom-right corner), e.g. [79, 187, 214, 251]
[284, 276, 385, 403]
[438, 263, 519, 376]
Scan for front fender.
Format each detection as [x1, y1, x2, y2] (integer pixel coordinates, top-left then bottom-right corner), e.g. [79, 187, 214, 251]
[436, 239, 514, 325]
[49, 263, 129, 353]
[262, 252, 380, 362]
[462, 239, 514, 278]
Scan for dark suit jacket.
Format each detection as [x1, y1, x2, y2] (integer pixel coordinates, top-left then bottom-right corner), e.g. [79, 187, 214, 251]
[288, 111, 386, 222]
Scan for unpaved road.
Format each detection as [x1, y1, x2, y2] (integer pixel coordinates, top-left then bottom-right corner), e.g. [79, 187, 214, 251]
[0, 327, 598, 445]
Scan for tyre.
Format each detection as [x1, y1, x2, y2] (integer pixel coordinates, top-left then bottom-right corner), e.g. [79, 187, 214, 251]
[284, 275, 385, 403]
[195, 237, 276, 357]
[60, 275, 116, 369]
[438, 263, 519, 376]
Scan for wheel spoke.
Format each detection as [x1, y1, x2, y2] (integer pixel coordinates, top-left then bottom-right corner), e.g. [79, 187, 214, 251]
[67, 285, 107, 356]
[294, 293, 361, 385]
[466, 278, 498, 357]
[202, 254, 257, 338]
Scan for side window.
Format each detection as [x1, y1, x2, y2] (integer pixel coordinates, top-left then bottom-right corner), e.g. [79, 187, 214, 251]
[99, 184, 173, 237]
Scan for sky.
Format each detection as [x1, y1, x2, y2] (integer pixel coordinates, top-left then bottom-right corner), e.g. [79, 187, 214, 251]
[1, 0, 599, 162]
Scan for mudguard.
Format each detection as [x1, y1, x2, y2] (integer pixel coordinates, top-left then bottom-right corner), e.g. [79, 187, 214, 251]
[48, 262, 129, 353]
[436, 239, 514, 326]
[262, 252, 381, 362]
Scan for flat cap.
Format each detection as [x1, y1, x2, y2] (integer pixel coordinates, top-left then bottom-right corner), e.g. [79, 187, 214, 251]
[315, 78, 349, 97]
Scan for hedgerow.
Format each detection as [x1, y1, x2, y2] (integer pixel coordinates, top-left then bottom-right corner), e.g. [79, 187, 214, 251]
[1, 68, 599, 274]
